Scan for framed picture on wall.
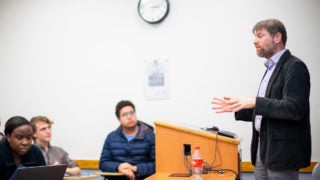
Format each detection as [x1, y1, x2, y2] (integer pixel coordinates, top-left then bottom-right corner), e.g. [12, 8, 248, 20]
[145, 59, 169, 99]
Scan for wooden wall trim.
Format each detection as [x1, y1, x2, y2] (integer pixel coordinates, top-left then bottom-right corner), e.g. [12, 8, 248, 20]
[75, 160, 99, 169]
[75, 160, 317, 173]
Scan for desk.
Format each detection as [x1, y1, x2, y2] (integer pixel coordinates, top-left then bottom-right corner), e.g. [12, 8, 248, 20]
[145, 172, 236, 180]
[96, 172, 125, 176]
[96, 172, 126, 180]
[63, 174, 100, 180]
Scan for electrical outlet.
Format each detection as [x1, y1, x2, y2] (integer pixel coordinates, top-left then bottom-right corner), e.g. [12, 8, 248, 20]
[183, 144, 191, 156]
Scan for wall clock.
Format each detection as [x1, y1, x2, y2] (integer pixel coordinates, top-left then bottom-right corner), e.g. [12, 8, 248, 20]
[138, 0, 170, 24]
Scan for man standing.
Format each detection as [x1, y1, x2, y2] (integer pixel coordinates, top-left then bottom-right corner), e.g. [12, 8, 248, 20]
[99, 100, 155, 180]
[212, 19, 311, 180]
[30, 116, 81, 176]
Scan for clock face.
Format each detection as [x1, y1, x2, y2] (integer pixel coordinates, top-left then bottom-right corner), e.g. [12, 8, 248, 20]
[138, 0, 169, 24]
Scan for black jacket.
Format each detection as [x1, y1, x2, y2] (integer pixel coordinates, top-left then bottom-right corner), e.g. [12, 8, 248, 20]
[0, 139, 46, 180]
[235, 50, 311, 170]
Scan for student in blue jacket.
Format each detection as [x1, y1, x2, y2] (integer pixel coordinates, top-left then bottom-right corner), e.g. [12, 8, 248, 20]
[99, 100, 155, 180]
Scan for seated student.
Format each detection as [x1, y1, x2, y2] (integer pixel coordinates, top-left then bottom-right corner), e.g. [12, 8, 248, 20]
[30, 115, 81, 176]
[0, 132, 4, 141]
[0, 116, 46, 180]
[0, 120, 4, 142]
[99, 100, 155, 180]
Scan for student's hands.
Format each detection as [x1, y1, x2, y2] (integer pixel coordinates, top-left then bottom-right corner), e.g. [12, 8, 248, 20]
[120, 168, 135, 180]
[53, 160, 81, 176]
[118, 162, 137, 180]
[53, 160, 60, 165]
[118, 162, 132, 171]
[66, 167, 81, 176]
[212, 97, 256, 112]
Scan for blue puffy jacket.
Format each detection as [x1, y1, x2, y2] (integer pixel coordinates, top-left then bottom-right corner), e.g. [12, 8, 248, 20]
[99, 121, 155, 179]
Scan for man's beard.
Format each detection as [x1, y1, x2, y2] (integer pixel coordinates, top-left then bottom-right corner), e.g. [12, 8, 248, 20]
[257, 42, 275, 58]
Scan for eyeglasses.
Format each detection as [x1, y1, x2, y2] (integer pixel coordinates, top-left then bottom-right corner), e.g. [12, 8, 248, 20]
[121, 111, 135, 118]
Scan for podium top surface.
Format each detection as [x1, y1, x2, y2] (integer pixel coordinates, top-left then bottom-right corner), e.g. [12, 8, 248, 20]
[154, 121, 241, 145]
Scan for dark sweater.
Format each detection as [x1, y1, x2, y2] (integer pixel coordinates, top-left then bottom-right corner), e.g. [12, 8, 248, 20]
[0, 139, 46, 180]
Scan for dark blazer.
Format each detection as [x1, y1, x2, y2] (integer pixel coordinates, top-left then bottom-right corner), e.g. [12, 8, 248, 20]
[235, 50, 311, 170]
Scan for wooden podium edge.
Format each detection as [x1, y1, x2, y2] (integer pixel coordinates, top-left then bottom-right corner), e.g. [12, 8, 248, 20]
[153, 121, 241, 145]
[74, 160, 316, 172]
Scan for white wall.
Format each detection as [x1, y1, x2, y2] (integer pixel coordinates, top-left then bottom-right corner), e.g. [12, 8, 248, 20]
[0, 0, 319, 162]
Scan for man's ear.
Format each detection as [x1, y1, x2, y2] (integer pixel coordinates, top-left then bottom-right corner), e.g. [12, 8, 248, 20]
[6, 134, 11, 142]
[33, 133, 37, 139]
[274, 32, 282, 44]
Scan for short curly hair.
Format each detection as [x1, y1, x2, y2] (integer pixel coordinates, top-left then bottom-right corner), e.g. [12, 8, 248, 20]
[115, 100, 135, 118]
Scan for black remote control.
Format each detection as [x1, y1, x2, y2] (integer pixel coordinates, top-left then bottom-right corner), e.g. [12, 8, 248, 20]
[217, 130, 237, 138]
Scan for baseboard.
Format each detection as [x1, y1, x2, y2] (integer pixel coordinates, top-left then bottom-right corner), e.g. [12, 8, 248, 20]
[241, 161, 317, 172]
[75, 160, 317, 173]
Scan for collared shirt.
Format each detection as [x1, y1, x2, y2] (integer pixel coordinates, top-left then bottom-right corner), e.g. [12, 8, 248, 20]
[34, 142, 78, 168]
[255, 49, 287, 132]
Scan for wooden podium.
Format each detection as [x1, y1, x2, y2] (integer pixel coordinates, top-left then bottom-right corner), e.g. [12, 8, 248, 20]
[150, 121, 241, 180]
